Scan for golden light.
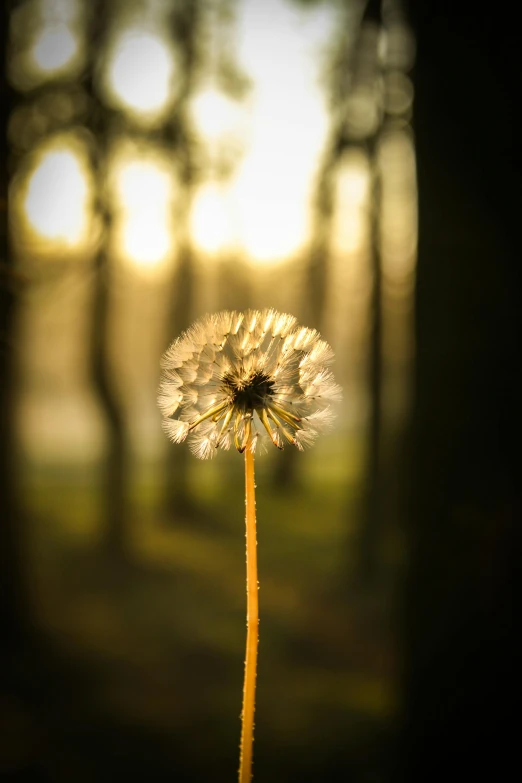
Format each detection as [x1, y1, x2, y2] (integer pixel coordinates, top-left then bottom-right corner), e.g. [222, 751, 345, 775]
[32, 23, 78, 74]
[190, 89, 243, 140]
[379, 130, 417, 283]
[20, 135, 92, 249]
[191, 184, 236, 254]
[104, 28, 176, 123]
[117, 160, 171, 209]
[235, 161, 308, 262]
[332, 152, 371, 255]
[110, 145, 176, 271]
[121, 217, 171, 267]
[224, 0, 335, 264]
[339, 157, 370, 205]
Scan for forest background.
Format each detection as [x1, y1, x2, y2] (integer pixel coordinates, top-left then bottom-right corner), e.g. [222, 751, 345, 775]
[1, 1, 519, 781]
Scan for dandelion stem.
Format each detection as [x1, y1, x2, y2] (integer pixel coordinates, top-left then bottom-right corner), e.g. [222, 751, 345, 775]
[239, 441, 258, 783]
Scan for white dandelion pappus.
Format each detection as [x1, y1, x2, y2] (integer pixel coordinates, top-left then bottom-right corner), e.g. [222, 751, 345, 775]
[158, 309, 342, 459]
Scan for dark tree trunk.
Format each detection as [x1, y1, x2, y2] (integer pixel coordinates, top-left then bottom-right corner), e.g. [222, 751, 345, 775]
[86, 0, 129, 558]
[165, 242, 195, 517]
[351, 1, 385, 584]
[358, 131, 383, 583]
[395, 4, 521, 780]
[306, 154, 336, 333]
[0, 0, 29, 649]
[164, 0, 200, 520]
[89, 244, 129, 557]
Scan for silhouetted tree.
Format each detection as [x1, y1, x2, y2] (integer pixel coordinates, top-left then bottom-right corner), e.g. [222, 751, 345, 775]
[86, 0, 130, 558]
[357, 0, 414, 584]
[395, 3, 520, 779]
[0, 0, 29, 649]
[354, 2, 384, 584]
[161, 0, 202, 519]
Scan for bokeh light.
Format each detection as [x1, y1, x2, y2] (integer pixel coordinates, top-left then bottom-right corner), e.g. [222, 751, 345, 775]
[104, 28, 177, 124]
[32, 22, 78, 74]
[109, 142, 176, 273]
[332, 152, 371, 255]
[235, 158, 308, 262]
[380, 129, 417, 284]
[229, 0, 335, 263]
[17, 133, 93, 252]
[191, 183, 237, 255]
[190, 88, 243, 140]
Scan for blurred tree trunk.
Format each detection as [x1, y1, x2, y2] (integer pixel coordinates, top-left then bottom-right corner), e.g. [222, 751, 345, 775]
[86, 0, 129, 558]
[303, 0, 370, 331]
[358, 127, 383, 583]
[272, 134, 338, 491]
[395, 4, 520, 780]
[217, 254, 251, 312]
[306, 142, 338, 333]
[0, 0, 30, 648]
[342, 0, 384, 587]
[163, 0, 200, 520]
[273, 1, 366, 492]
[89, 243, 129, 557]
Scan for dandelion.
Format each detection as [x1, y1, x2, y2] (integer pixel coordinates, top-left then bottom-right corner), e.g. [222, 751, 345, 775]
[158, 308, 341, 458]
[158, 309, 341, 782]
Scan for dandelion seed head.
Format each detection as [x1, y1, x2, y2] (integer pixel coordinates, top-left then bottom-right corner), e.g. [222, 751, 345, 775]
[158, 309, 341, 459]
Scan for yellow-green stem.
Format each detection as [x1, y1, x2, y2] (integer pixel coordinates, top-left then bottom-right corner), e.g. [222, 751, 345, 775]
[239, 443, 258, 783]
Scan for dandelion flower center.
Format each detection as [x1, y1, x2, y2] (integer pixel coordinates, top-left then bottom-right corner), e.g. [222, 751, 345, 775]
[223, 371, 275, 411]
